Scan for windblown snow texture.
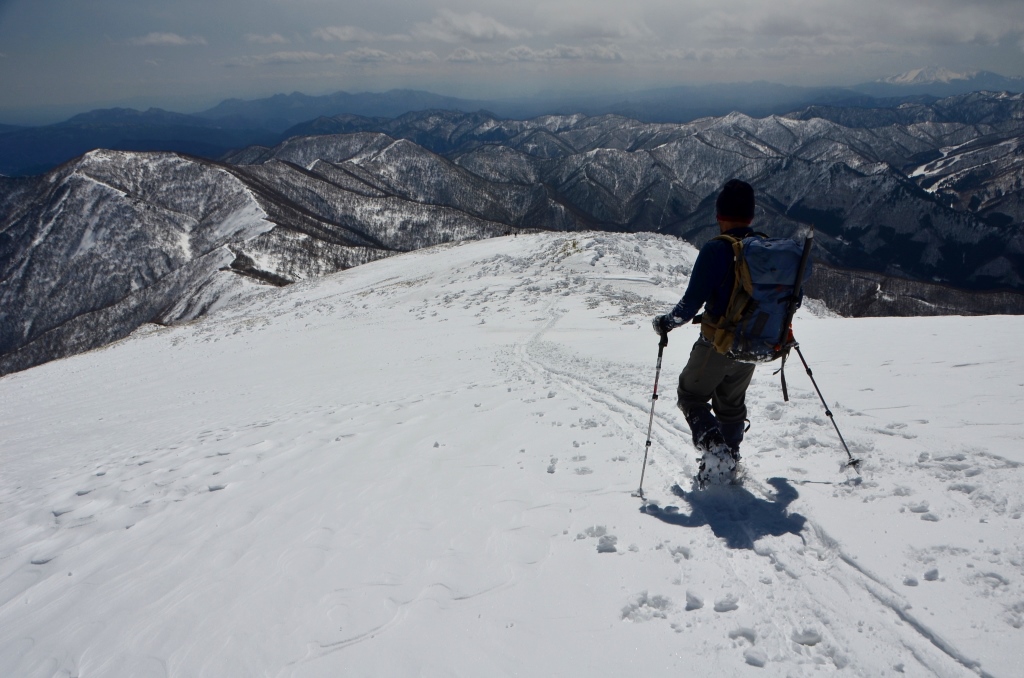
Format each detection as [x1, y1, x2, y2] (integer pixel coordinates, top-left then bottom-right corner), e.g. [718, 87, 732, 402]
[2, 232, 1022, 677]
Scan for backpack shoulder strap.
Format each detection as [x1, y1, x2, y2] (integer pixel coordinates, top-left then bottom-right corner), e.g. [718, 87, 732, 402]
[713, 231, 768, 244]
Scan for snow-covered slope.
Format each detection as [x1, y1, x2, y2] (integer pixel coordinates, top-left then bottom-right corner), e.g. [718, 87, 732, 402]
[1, 232, 1022, 677]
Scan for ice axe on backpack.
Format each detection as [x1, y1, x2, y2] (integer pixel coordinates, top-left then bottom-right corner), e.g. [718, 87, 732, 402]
[776, 226, 862, 473]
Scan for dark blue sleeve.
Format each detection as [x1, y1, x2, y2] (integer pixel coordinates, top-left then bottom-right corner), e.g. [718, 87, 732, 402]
[665, 239, 732, 325]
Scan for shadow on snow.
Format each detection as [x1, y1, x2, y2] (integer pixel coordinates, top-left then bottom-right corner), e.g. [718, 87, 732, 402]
[640, 477, 806, 550]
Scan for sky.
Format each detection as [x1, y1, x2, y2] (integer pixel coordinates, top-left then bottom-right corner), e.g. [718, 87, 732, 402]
[2, 0, 1024, 122]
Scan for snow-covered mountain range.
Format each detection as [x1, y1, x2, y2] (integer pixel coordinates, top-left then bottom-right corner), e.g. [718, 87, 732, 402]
[885, 68, 975, 85]
[2, 232, 1021, 676]
[165, 90, 1024, 289]
[6, 76, 1024, 177]
[854, 69, 1024, 98]
[2, 92, 1023, 375]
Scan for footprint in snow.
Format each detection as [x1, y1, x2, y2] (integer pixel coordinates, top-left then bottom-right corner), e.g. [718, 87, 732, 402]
[730, 627, 766, 666]
[579, 526, 606, 538]
[714, 594, 739, 612]
[743, 648, 768, 667]
[621, 592, 671, 621]
[576, 526, 618, 552]
[792, 628, 823, 646]
[729, 627, 757, 643]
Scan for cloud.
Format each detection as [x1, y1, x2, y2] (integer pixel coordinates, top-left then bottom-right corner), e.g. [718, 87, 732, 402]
[245, 33, 289, 45]
[555, 20, 653, 41]
[768, 34, 910, 58]
[754, 15, 839, 39]
[535, 6, 654, 41]
[130, 32, 207, 47]
[445, 47, 504, 63]
[313, 25, 411, 43]
[225, 51, 338, 67]
[447, 44, 624, 63]
[395, 51, 441, 63]
[686, 0, 1024, 52]
[314, 26, 377, 42]
[341, 47, 397, 63]
[659, 47, 754, 63]
[224, 47, 440, 67]
[506, 44, 624, 61]
[657, 34, 911, 64]
[341, 48, 439, 64]
[413, 9, 529, 43]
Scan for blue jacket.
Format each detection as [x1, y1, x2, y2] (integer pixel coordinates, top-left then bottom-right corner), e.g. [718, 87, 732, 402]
[666, 226, 756, 327]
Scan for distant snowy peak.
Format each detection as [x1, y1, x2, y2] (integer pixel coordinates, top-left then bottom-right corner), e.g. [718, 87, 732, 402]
[881, 67, 979, 85]
[876, 68, 1024, 90]
[853, 69, 1024, 98]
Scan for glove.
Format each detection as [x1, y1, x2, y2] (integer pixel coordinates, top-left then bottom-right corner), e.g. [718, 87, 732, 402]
[652, 315, 673, 336]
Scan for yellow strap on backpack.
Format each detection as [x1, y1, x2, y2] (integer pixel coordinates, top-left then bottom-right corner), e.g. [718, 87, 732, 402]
[699, 235, 755, 356]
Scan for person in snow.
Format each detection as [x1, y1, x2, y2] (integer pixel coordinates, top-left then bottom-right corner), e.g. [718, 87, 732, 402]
[652, 179, 759, 486]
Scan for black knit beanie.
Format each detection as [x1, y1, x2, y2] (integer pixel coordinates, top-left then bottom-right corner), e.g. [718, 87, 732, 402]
[716, 179, 755, 223]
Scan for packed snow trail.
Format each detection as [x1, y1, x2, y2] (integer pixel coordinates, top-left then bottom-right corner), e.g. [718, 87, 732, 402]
[1, 232, 1022, 677]
[507, 246, 1016, 676]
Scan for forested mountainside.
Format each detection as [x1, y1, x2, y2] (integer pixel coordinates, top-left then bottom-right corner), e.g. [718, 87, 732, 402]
[805, 263, 1024, 317]
[248, 96, 1024, 290]
[2, 94, 1023, 375]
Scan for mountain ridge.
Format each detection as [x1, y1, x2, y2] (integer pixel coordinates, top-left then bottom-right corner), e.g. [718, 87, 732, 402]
[3, 96, 1024, 375]
[5, 81, 1024, 178]
[854, 69, 1024, 98]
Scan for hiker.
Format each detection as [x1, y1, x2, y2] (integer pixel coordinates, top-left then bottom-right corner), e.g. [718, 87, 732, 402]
[652, 179, 759, 486]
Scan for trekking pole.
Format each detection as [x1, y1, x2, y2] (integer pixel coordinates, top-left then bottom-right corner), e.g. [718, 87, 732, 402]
[633, 330, 668, 499]
[792, 344, 862, 473]
[775, 225, 815, 402]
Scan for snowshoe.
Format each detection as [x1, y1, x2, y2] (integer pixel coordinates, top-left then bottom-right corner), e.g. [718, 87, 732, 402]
[694, 443, 742, 489]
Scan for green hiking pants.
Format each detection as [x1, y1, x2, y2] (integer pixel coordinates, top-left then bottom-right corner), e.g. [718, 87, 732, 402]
[677, 337, 756, 442]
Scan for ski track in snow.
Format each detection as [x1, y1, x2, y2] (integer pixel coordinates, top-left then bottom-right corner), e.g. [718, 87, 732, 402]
[1, 232, 1023, 677]
[510, 280, 1013, 677]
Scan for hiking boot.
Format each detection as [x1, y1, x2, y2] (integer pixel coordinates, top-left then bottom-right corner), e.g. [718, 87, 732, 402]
[721, 419, 747, 457]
